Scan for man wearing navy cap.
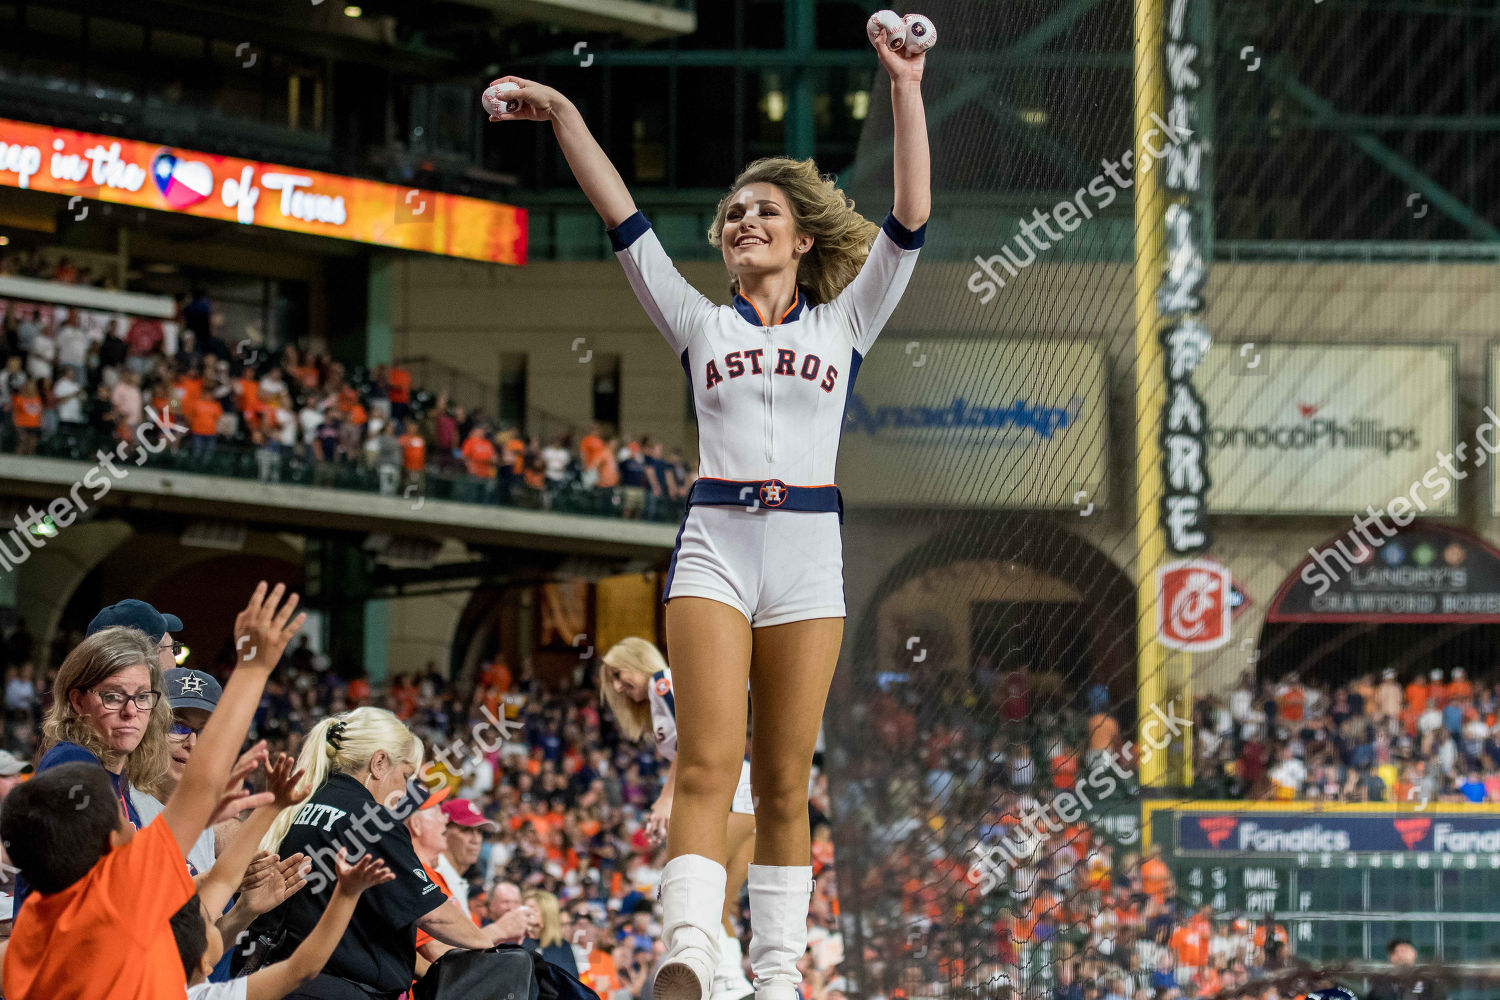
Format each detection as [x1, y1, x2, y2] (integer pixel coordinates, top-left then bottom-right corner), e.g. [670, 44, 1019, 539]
[86, 598, 183, 673]
[129, 666, 222, 880]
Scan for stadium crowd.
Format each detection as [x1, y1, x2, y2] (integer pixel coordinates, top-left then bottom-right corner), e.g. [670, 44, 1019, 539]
[0, 270, 692, 520]
[9, 610, 1474, 999]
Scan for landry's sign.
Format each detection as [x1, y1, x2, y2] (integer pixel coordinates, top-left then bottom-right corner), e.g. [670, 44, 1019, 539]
[1197, 343, 1456, 515]
[0, 117, 526, 265]
[1271, 523, 1500, 623]
[1178, 810, 1500, 856]
[837, 338, 1108, 508]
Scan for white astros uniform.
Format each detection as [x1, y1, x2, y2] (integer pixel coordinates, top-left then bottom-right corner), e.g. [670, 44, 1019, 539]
[650, 667, 755, 815]
[610, 210, 924, 626]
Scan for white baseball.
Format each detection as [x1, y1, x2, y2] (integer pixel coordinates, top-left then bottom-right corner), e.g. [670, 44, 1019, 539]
[483, 81, 522, 117]
[866, 9, 907, 50]
[902, 14, 936, 54]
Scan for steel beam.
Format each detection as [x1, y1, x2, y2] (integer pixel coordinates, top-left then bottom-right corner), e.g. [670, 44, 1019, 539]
[1244, 47, 1500, 240]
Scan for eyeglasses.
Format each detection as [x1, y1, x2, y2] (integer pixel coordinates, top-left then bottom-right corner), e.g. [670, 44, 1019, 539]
[168, 721, 203, 740]
[158, 641, 183, 658]
[94, 688, 163, 712]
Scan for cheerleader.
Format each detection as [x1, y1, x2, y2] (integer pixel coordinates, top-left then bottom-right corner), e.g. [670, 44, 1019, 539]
[490, 12, 930, 1000]
[600, 638, 757, 1000]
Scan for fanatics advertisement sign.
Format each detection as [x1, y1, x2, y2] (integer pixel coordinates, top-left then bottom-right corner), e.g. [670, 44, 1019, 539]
[837, 339, 1108, 508]
[1196, 343, 1456, 514]
[1176, 810, 1500, 856]
[0, 117, 527, 265]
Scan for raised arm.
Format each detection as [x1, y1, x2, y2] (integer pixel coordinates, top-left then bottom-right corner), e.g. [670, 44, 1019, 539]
[245, 852, 394, 1000]
[164, 583, 306, 858]
[486, 77, 637, 228]
[869, 19, 931, 229]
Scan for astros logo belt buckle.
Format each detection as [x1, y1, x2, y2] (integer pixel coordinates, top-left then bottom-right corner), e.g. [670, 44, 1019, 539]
[759, 480, 788, 507]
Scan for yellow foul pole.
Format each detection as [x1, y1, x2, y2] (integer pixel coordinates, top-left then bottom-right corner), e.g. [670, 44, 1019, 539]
[1131, 0, 1192, 788]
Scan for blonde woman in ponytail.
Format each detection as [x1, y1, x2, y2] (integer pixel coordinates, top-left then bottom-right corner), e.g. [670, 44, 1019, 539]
[244, 705, 513, 998]
[600, 638, 757, 1000]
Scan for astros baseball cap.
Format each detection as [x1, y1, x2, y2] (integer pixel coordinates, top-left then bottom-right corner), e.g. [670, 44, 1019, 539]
[164, 668, 221, 713]
[395, 774, 451, 814]
[440, 798, 499, 832]
[86, 599, 183, 642]
[0, 750, 33, 777]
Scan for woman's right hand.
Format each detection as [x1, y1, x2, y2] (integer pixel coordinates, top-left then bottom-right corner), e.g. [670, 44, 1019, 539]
[485, 77, 568, 123]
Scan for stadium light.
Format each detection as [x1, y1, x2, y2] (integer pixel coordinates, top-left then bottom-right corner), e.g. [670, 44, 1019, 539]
[343, 5, 363, 17]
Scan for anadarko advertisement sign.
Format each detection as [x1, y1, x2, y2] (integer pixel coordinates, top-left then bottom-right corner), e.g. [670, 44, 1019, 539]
[837, 339, 1108, 508]
[1196, 343, 1456, 515]
[0, 117, 527, 265]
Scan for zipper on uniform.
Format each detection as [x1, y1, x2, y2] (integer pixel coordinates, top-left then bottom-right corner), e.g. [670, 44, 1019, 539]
[763, 326, 775, 462]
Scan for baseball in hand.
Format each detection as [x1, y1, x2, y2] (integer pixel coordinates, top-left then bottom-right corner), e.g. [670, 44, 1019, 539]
[482, 81, 522, 117]
[866, 10, 936, 54]
[901, 14, 936, 54]
[866, 10, 907, 49]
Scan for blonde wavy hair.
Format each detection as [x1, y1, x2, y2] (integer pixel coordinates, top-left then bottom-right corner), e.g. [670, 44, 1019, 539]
[40, 627, 172, 798]
[524, 888, 565, 949]
[261, 706, 425, 852]
[708, 157, 880, 306]
[598, 637, 668, 743]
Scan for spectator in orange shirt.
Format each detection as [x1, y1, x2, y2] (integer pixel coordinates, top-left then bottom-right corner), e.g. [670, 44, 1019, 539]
[571, 916, 623, 996]
[1447, 667, 1473, 705]
[237, 369, 262, 425]
[388, 364, 413, 421]
[189, 395, 223, 461]
[1, 586, 303, 1000]
[1140, 844, 1174, 904]
[579, 422, 607, 472]
[1406, 674, 1429, 715]
[11, 380, 41, 455]
[400, 422, 427, 495]
[462, 426, 499, 502]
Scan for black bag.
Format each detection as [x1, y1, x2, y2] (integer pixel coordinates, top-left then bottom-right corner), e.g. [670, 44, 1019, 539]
[415, 945, 603, 1000]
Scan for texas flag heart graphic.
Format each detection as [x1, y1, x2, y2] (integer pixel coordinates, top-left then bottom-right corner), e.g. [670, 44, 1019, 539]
[150, 150, 215, 210]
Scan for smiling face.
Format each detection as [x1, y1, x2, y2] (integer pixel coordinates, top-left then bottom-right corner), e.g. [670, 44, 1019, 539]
[720, 183, 813, 289]
[606, 664, 649, 704]
[68, 662, 154, 757]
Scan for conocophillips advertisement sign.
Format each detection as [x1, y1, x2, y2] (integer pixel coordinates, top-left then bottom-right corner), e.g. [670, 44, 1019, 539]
[837, 339, 1108, 508]
[1197, 343, 1456, 515]
[0, 117, 526, 265]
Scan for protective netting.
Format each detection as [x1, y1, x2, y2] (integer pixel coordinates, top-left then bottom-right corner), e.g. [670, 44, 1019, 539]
[820, 0, 1500, 998]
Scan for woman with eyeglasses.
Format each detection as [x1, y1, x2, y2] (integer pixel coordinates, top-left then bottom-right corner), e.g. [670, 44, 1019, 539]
[14, 626, 175, 919]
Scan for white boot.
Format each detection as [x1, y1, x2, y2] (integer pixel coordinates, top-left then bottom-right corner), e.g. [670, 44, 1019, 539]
[747, 865, 813, 1000]
[656, 855, 727, 1000]
[711, 924, 755, 1000]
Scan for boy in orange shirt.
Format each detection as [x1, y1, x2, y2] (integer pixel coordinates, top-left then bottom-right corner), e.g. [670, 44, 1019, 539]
[1, 582, 306, 1000]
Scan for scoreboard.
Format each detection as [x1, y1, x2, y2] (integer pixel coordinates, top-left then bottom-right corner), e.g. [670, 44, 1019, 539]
[1145, 801, 1500, 963]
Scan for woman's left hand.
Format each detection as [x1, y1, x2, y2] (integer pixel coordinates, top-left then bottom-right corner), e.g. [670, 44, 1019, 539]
[870, 19, 927, 84]
[645, 797, 671, 844]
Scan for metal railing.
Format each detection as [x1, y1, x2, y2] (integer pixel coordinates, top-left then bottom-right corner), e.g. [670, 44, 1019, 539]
[3, 424, 684, 525]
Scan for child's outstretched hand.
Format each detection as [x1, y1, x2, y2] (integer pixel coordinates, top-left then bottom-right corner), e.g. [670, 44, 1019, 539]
[233, 582, 307, 672]
[210, 740, 273, 824]
[334, 849, 395, 896]
[264, 752, 309, 810]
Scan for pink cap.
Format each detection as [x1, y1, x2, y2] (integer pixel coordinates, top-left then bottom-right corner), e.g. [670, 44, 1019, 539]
[440, 798, 500, 832]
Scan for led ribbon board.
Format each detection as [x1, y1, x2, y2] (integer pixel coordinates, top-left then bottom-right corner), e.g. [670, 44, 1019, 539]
[0, 117, 527, 265]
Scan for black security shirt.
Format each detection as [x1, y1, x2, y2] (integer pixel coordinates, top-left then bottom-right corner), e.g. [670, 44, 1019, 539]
[247, 773, 446, 994]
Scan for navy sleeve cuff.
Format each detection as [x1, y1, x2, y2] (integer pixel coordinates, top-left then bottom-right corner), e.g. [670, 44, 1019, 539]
[608, 211, 652, 252]
[882, 211, 926, 251]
